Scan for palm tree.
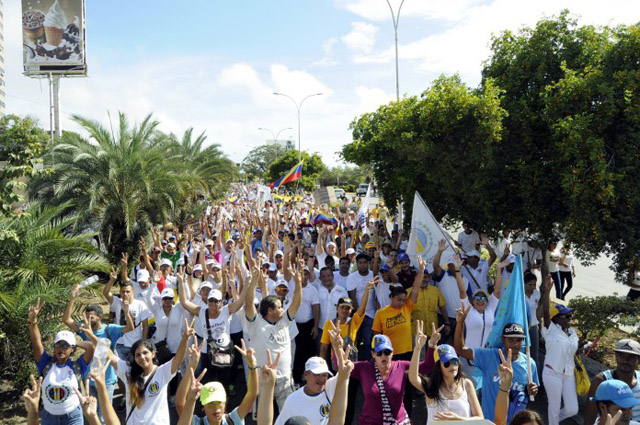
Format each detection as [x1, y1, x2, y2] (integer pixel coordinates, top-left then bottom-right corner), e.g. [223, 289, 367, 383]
[0, 202, 110, 381]
[30, 112, 199, 256]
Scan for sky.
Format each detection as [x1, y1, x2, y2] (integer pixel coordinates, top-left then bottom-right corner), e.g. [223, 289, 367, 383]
[5, 0, 640, 166]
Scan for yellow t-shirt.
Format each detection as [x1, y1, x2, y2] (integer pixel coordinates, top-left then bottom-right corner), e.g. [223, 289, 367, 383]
[320, 312, 364, 345]
[372, 298, 415, 354]
[408, 286, 446, 336]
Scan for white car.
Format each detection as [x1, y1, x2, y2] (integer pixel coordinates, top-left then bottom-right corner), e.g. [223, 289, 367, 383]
[356, 184, 369, 196]
[334, 188, 345, 198]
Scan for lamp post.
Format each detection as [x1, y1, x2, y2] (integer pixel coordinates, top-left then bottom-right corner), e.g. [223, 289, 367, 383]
[258, 127, 293, 161]
[385, 0, 406, 101]
[273, 92, 323, 164]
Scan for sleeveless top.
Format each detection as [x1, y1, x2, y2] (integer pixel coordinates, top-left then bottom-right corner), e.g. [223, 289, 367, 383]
[426, 381, 471, 424]
[603, 370, 640, 421]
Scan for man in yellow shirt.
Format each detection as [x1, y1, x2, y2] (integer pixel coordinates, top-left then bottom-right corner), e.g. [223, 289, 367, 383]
[408, 266, 446, 337]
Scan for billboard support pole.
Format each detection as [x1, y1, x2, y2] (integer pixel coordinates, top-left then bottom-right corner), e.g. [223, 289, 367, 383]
[53, 75, 61, 137]
[48, 73, 54, 144]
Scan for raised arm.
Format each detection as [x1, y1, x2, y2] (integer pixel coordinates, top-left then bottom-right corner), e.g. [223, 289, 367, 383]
[27, 298, 46, 362]
[481, 234, 497, 266]
[453, 301, 474, 361]
[62, 285, 81, 332]
[172, 319, 196, 374]
[452, 254, 467, 300]
[433, 239, 446, 277]
[244, 266, 259, 321]
[493, 257, 510, 299]
[102, 268, 117, 305]
[494, 348, 513, 425]
[175, 339, 205, 416]
[409, 320, 429, 393]
[287, 260, 304, 318]
[177, 271, 200, 316]
[235, 340, 259, 418]
[542, 274, 553, 328]
[409, 257, 425, 305]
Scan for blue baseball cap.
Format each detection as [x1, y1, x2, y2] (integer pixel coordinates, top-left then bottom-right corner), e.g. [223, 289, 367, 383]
[550, 304, 575, 319]
[380, 264, 391, 272]
[399, 254, 410, 262]
[591, 380, 640, 409]
[372, 334, 393, 352]
[434, 344, 458, 364]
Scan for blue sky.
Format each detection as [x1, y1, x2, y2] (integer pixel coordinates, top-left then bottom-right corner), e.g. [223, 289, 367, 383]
[6, 0, 640, 166]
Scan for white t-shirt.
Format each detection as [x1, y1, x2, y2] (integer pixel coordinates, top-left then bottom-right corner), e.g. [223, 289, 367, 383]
[197, 305, 232, 353]
[461, 259, 491, 292]
[519, 246, 542, 271]
[148, 300, 187, 353]
[111, 297, 151, 347]
[38, 352, 86, 415]
[274, 376, 338, 425]
[464, 294, 499, 349]
[373, 281, 402, 309]
[244, 311, 293, 378]
[546, 248, 561, 273]
[526, 290, 541, 327]
[558, 253, 574, 273]
[132, 281, 160, 308]
[296, 284, 320, 324]
[316, 284, 349, 329]
[458, 230, 480, 253]
[318, 252, 339, 268]
[333, 271, 349, 291]
[346, 271, 375, 318]
[116, 359, 175, 425]
[435, 272, 469, 319]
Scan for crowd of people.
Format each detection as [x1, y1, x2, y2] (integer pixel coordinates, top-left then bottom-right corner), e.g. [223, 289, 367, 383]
[21, 184, 640, 425]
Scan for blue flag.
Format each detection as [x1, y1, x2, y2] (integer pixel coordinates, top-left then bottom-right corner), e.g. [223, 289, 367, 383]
[486, 254, 530, 349]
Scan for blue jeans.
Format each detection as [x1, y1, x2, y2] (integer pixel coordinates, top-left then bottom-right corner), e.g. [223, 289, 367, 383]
[550, 271, 562, 299]
[89, 382, 116, 425]
[41, 405, 83, 425]
[357, 315, 374, 360]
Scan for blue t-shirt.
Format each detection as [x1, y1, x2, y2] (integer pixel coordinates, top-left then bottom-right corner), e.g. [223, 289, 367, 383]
[77, 323, 123, 385]
[473, 348, 539, 421]
[36, 350, 90, 379]
[192, 407, 243, 425]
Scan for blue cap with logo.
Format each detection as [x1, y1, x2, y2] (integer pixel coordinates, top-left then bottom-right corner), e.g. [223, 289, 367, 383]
[591, 379, 640, 409]
[372, 334, 393, 352]
[434, 344, 458, 364]
[380, 264, 391, 272]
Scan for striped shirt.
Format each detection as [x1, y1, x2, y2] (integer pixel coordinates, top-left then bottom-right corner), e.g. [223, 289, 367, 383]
[603, 370, 640, 421]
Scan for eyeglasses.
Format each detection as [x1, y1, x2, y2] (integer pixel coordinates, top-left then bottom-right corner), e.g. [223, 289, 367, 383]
[208, 299, 222, 303]
[474, 296, 488, 302]
[442, 358, 460, 368]
[162, 297, 173, 301]
[375, 349, 392, 356]
[54, 342, 72, 350]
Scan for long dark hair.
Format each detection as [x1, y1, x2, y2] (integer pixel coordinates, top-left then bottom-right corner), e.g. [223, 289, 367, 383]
[127, 339, 158, 408]
[511, 409, 544, 425]
[420, 360, 465, 402]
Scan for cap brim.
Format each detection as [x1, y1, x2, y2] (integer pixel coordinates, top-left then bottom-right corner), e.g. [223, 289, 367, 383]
[502, 335, 527, 338]
[307, 367, 333, 376]
[615, 349, 640, 356]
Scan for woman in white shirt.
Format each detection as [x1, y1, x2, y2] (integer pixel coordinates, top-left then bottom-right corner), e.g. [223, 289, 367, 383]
[545, 241, 562, 299]
[524, 272, 542, 381]
[541, 275, 579, 425]
[109, 320, 195, 425]
[559, 245, 576, 300]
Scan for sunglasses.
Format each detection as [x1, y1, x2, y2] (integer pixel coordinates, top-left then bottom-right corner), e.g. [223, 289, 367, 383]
[442, 358, 460, 368]
[208, 299, 222, 303]
[375, 349, 392, 356]
[558, 314, 572, 320]
[162, 297, 173, 301]
[54, 342, 72, 350]
[276, 286, 289, 292]
[474, 295, 488, 302]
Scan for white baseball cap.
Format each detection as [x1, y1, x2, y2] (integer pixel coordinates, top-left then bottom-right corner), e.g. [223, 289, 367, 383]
[305, 356, 333, 376]
[346, 248, 356, 255]
[160, 259, 173, 268]
[205, 239, 214, 246]
[167, 242, 176, 249]
[210, 262, 222, 270]
[268, 262, 277, 272]
[193, 264, 203, 272]
[160, 288, 175, 299]
[208, 289, 223, 301]
[136, 269, 150, 282]
[199, 282, 213, 291]
[275, 250, 284, 257]
[54, 330, 76, 346]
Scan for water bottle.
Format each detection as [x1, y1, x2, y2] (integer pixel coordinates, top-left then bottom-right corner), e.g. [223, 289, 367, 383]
[79, 275, 99, 289]
[91, 338, 110, 373]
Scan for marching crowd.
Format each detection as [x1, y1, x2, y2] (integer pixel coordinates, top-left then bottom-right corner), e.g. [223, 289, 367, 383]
[21, 184, 640, 425]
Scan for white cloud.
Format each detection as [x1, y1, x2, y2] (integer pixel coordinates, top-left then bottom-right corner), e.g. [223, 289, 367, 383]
[341, 22, 379, 53]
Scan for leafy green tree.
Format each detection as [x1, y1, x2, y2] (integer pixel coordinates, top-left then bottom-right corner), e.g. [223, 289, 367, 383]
[267, 150, 325, 191]
[242, 144, 289, 181]
[0, 115, 48, 216]
[29, 113, 197, 257]
[0, 202, 110, 383]
[320, 165, 371, 189]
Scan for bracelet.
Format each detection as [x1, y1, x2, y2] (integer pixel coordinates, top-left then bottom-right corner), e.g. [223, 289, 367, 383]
[248, 365, 259, 370]
[27, 321, 37, 326]
[499, 387, 509, 393]
[454, 269, 461, 272]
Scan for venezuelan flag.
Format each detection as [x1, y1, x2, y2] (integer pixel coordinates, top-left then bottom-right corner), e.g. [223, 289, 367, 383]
[312, 214, 338, 227]
[270, 161, 303, 189]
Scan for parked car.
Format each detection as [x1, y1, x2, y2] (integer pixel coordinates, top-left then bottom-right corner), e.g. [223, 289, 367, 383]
[356, 183, 369, 196]
[334, 188, 345, 198]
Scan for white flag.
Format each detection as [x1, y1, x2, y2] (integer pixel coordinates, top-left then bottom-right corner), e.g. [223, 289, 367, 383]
[356, 184, 371, 232]
[407, 192, 456, 271]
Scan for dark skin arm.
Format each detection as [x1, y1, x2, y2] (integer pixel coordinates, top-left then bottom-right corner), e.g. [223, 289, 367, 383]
[584, 373, 607, 425]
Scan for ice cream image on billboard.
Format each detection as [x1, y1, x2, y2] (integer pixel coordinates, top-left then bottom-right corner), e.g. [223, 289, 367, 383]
[22, 0, 84, 66]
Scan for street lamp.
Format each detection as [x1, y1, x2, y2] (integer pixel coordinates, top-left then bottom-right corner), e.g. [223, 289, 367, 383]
[385, 0, 406, 101]
[273, 92, 323, 164]
[258, 127, 293, 161]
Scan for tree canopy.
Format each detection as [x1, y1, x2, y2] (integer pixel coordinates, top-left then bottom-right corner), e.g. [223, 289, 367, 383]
[266, 149, 325, 191]
[242, 143, 291, 181]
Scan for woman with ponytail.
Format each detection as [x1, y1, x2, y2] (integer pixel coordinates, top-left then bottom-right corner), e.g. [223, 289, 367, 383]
[109, 319, 196, 425]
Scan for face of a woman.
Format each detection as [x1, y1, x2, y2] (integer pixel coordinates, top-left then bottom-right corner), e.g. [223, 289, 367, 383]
[134, 345, 155, 370]
[390, 294, 406, 309]
[439, 358, 460, 378]
[208, 298, 222, 314]
[337, 305, 352, 320]
[203, 400, 226, 420]
[372, 349, 393, 369]
[54, 342, 74, 362]
[473, 294, 488, 312]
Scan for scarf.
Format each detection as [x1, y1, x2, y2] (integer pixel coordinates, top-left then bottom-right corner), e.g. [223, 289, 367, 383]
[374, 363, 410, 425]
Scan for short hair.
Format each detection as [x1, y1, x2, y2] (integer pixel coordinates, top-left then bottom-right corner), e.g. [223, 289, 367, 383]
[356, 253, 370, 263]
[339, 256, 350, 265]
[524, 272, 537, 283]
[120, 281, 133, 289]
[85, 305, 103, 316]
[389, 286, 407, 298]
[324, 256, 335, 266]
[319, 266, 333, 275]
[510, 409, 544, 425]
[259, 295, 280, 317]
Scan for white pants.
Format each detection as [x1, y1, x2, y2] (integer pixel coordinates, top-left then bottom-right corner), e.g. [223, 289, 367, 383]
[543, 367, 579, 425]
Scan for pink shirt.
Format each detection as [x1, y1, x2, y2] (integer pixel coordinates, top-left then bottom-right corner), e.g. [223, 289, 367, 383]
[351, 347, 435, 425]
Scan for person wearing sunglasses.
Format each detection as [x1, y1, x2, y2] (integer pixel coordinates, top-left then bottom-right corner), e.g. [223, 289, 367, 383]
[348, 333, 436, 425]
[541, 274, 580, 425]
[409, 321, 483, 424]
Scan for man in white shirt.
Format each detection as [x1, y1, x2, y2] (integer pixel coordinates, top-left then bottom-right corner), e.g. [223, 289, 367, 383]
[347, 254, 375, 360]
[244, 264, 303, 411]
[275, 357, 343, 425]
[333, 257, 351, 291]
[457, 220, 480, 254]
[461, 235, 497, 295]
[315, 267, 349, 336]
[292, 275, 321, 385]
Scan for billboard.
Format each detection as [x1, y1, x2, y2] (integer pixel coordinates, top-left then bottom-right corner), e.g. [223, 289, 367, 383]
[22, 0, 87, 76]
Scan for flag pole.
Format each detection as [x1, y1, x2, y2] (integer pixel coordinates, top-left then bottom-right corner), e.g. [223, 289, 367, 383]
[527, 345, 534, 401]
